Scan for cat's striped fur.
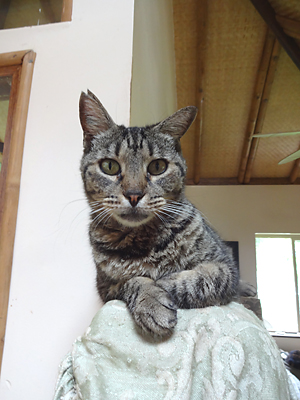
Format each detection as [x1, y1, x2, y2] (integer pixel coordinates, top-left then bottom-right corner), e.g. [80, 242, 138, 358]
[79, 90, 240, 336]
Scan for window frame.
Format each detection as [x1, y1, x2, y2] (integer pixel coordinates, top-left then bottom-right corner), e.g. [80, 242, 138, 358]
[0, 0, 72, 29]
[0, 50, 36, 374]
[255, 232, 300, 334]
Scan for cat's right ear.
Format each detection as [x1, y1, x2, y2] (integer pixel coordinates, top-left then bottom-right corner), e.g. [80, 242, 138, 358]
[79, 90, 115, 151]
[154, 106, 198, 140]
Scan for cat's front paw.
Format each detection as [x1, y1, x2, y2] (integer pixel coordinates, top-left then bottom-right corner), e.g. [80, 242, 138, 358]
[129, 283, 177, 337]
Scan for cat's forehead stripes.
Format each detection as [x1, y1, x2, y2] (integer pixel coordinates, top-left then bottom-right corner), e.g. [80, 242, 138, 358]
[113, 127, 155, 157]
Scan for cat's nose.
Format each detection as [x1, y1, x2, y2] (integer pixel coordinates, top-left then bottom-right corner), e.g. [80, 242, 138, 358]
[124, 190, 144, 207]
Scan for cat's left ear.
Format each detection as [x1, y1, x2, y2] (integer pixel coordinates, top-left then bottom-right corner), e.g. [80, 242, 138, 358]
[154, 106, 198, 140]
[79, 90, 115, 151]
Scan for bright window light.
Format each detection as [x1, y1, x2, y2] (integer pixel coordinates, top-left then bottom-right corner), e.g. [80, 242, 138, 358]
[255, 234, 300, 334]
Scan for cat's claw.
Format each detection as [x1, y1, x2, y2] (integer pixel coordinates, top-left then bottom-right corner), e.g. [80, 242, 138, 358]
[130, 285, 177, 337]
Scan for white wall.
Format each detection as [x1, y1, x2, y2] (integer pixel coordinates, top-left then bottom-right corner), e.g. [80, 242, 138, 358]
[186, 185, 300, 350]
[130, 0, 177, 126]
[0, 1, 134, 399]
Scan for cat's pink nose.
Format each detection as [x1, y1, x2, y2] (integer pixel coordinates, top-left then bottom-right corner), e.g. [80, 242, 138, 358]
[124, 191, 144, 207]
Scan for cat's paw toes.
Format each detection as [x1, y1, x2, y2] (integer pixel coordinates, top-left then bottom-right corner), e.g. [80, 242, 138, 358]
[132, 287, 177, 337]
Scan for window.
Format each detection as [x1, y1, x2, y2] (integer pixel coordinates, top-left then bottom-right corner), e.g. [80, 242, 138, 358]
[255, 233, 300, 334]
[0, 75, 13, 171]
[0, 50, 36, 373]
[0, 0, 72, 30]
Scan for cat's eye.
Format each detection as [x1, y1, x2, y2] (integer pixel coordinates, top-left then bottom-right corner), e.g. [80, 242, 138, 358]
[100, 159, 121, 175]
[148, 159, 168, 175]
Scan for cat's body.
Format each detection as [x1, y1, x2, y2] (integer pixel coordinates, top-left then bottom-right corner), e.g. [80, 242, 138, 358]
[79, 90, 240, 336]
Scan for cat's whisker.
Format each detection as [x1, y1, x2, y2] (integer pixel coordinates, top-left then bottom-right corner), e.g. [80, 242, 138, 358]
[94, 214, 110, 229]
[157, 209, 182, 223]
[162, 205, 194, 220]
[164, 201, 194, 212]
[58, 198, 90, 221]
[90, 206, 106, 215]
[154, 211, 168, 227]
[101, 210, 113, 227]
[163, 203, 191, 213]
[166, 199, 213, 225]
[94, 208, 112, 228]
[92, 208, 110, 225]
[65, 206, 91, 234]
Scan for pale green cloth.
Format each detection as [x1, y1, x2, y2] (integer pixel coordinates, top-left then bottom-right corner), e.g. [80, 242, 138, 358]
[53, 300, 298, 400]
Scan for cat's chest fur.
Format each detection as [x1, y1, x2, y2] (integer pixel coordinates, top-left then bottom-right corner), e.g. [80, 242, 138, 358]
[89, 211, 200, 281]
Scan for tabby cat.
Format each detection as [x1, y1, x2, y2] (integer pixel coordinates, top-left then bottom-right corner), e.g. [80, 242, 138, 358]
[79, 90, 240, 337]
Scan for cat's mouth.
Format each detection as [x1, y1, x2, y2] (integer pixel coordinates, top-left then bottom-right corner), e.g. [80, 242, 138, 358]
[113, 208, 153, 227]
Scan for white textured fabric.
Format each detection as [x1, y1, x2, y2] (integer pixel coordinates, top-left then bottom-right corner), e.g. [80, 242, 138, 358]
[53, 300, 298, 400]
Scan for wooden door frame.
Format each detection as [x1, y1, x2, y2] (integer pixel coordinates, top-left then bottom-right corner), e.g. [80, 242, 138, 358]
[0, 50, 36, 374]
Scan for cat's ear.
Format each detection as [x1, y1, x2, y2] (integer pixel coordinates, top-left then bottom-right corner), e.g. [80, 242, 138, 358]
[154, 106, 198, 140]
[79, 90, 115, 151]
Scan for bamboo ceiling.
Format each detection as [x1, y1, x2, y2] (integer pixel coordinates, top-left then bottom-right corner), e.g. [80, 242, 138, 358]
[173, 0, 300, 184]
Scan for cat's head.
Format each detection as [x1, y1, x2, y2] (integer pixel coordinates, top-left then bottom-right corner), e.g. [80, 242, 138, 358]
[79, 90, 197, 228]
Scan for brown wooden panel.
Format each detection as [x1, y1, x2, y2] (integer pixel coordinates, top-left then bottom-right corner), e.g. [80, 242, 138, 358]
[0, 51, 36, 374]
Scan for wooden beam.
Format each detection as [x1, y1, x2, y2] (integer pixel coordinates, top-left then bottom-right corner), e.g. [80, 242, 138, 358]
[243, 39, 281, 183]
[250, 0, 300, 71]
[0, 51, 36, 374]
[0, 66, 20, 231]
[0, 50, 29, 67]
[276, 15, 300, 41]
[185, 177, 300, 185]
[193, 0, 207, 184]
[290, 157, 300, 184]
[238, 29, 275, 183]
[249, 177, 300, 185]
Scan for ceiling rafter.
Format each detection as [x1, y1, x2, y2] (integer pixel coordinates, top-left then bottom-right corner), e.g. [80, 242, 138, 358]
[250, 0, 300, 71]
[238, 29, 276, 183]
[243, 39, 281, 183]
[174, 0, 300, 185]
[246, 0, 300, 184]
[193, 0, 207, 185]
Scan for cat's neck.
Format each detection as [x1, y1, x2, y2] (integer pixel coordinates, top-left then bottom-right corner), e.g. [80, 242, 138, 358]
[90, 218, 163, 258]
[89, 196, 193, 256]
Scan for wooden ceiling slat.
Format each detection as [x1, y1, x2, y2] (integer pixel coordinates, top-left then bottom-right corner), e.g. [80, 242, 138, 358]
[193, 0, 207, 185]
[244, 39, 281, 183]
[238, 30, 275, 183]
[250, 0, 300, 71]
[175, 0, 300, 185]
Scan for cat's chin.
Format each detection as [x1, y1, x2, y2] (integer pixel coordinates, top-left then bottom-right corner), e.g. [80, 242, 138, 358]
[113, 212, 153, 228]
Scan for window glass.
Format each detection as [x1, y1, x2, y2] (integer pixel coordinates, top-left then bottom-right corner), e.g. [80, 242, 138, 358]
[0, 75, 12, 171]
[0, 0, 63, 30]
[255, 236, 298, 332]
[296, 239, 300, 300]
